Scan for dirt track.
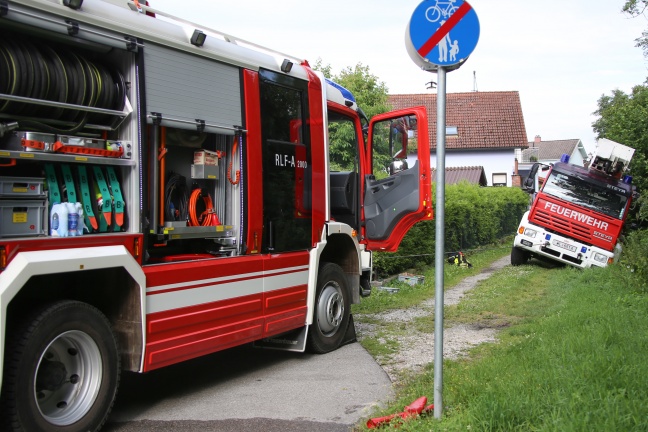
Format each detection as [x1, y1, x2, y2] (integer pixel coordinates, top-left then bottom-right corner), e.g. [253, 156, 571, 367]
[355, 255, 511, 382]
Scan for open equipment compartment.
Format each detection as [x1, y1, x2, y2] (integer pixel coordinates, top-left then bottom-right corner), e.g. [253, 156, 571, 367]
[149, 125, 241, 261]
[141, 38, 244, 262]
[0, 2, 137, 238]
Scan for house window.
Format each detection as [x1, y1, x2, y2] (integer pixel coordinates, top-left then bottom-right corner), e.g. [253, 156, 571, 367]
[445, 126, 458, 136]
[492, 173, 507, 186]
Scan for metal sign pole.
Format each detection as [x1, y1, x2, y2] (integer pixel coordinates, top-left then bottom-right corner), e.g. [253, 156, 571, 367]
[434, 65, 447, 419]
[406, 0, 479, 420]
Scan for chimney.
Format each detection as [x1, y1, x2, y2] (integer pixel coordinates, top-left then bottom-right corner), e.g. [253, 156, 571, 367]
[534, 135, 541, 143]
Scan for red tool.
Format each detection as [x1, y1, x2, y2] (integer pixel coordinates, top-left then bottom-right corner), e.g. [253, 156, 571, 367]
[366, 396, 434, 428]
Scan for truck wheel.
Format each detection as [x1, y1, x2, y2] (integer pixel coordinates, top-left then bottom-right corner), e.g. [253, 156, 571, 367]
[1, 301, 120, 432]
[511, 246, 530, 266]
[307, 263, 350, 354]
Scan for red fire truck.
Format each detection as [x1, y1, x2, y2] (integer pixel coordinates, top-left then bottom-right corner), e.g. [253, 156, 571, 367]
[512, 138, 636, 269]
[0, 1, 432, 430]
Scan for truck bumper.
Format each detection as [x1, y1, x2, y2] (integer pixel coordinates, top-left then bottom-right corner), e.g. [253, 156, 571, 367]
[514, 213, 617, 269]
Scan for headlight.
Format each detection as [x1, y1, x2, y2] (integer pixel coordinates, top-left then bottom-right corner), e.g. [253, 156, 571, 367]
[524, 228, 538, 238]
[593, 252, 608, 264]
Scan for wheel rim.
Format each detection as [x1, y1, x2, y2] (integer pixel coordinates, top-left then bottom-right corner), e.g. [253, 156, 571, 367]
[316, 282, 345, 336]
[34, 330, 103, 426]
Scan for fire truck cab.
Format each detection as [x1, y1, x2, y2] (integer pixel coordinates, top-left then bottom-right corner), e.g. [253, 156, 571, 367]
[512, 138, 636, 269]
[0, 1, 432, 430]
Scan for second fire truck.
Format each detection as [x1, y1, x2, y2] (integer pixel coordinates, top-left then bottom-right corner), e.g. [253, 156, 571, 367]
[512, 138, 636, 268]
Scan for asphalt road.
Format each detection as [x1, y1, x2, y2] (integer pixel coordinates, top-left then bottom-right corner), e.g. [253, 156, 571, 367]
[103, 339, 393, 432]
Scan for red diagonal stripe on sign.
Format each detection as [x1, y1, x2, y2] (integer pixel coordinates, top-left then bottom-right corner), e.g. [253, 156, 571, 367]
[417, 2, 472, 57]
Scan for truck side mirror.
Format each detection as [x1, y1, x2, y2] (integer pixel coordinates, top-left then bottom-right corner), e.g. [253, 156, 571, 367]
[389, 159, 408, 175]
[522, 162, 541, 193]
[522, 176, 535, 192]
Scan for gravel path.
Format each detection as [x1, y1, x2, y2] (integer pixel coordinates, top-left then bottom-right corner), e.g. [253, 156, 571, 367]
[355, 255, 511, 382]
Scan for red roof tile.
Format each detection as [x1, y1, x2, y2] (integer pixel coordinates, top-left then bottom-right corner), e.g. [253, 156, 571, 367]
[431, 166, 487, 186]
[388, 91, 528, 151]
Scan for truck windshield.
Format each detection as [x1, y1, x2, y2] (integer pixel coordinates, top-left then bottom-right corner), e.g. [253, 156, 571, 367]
[541, 171, 629, 219]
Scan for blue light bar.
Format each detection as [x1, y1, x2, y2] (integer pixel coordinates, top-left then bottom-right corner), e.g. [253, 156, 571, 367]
[325, 79, 356, 103]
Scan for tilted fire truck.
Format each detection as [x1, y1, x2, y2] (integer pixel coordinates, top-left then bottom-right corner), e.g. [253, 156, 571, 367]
[512, 138, 636, 269]
[0, 0, 433, 430]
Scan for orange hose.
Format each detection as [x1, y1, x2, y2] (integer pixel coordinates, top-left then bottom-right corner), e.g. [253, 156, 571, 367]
[228, 136, 240, 185]
[188, 189, 220, 226]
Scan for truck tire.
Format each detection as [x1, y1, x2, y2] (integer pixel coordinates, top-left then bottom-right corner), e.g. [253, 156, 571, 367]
[511, 246, 530, 266]
[307, 262, 350, 354]
[1, 300, 120, 432]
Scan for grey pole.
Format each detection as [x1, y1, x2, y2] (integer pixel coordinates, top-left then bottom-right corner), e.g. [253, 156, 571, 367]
[434, 66, 447, 419]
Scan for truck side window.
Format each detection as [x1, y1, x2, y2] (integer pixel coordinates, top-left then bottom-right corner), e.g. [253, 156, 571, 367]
[259, 70, 312, 252]
[328, 110, 361, 229]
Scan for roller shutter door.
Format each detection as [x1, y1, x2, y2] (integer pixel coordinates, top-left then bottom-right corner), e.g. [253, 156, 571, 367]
[143, 43, 242, 135]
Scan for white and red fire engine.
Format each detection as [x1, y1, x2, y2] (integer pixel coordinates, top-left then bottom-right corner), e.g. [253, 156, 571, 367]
[512, 138, 636, 268]
[0, 1, 433, 430]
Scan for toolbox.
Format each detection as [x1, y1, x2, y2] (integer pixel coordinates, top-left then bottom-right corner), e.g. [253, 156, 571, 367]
[0, 200, 47, 237]
[0, 176, 47, 198]
[191, 164, 219, 180]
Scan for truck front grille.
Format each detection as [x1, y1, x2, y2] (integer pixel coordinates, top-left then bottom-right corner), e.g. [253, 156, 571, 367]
[534, 209, 590, 243]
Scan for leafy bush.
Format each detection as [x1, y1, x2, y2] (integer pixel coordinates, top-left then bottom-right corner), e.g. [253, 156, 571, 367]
[373, 182, 529, 277]
[618, 228, 648, 292]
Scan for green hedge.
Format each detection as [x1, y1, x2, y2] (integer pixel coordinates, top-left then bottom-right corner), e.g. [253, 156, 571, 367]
[373, 182, 529, 276]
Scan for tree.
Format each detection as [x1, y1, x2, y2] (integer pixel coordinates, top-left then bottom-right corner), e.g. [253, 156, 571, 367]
[623, 0, 648, 56]
[592, 84, 648, 224]
[312, 59, 391, 118]
[312, 60, 393, 173]
[590, 1, 648, 231]
[334, 63, 391, 119]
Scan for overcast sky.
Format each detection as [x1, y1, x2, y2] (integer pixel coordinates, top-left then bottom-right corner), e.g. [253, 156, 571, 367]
[148, 0, 648, 151]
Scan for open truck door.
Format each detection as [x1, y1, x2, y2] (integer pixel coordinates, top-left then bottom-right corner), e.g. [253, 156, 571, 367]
[363, 107, 432, 251]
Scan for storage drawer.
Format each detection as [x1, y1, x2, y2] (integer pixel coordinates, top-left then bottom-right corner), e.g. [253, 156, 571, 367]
[0, 200, 47, 237]
[0, 177, 46, 198]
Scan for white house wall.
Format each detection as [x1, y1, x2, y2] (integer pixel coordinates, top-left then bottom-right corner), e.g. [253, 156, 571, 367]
[421, 149, 516, 187]
[568, 148, 586, 167]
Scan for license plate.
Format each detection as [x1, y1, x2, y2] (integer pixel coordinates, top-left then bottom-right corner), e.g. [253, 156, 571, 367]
[553, 239, 577, 253]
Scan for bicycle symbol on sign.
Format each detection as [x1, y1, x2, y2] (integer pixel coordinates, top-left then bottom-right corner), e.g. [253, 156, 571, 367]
[425, 0, 459, 23]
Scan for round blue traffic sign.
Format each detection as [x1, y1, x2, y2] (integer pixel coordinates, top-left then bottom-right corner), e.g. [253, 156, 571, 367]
[406, 0, 480, 71]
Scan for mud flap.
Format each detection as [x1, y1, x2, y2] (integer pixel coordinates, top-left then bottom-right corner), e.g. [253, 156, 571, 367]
[254, 314, 357, 352]
[342, 314, 358, 346]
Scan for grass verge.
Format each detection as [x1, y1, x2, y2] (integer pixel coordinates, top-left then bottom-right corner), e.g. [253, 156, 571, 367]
[356, 258, 648, 431]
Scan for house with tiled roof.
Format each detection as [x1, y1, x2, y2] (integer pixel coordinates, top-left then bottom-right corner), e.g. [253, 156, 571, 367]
[389, 91, 528, 186]
[432, 166, 488, 186]
[517, 136, 588, 178]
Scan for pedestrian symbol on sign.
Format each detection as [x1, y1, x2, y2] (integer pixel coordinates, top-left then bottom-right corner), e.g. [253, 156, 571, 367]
[437, 21, 459, 63]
